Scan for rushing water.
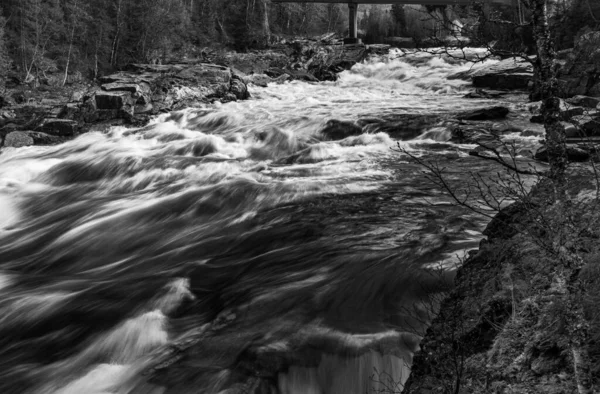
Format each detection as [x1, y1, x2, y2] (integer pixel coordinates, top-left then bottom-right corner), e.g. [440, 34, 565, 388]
[0, 50, 542, 394]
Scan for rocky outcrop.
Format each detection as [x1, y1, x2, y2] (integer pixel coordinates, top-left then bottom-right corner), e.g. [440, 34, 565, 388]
[76, 63, 249, 127]
[559, 30, 600, 98]
[458, 58, 533, 90]
[405, 177, 600, 393]
[0, 62, 250, 149]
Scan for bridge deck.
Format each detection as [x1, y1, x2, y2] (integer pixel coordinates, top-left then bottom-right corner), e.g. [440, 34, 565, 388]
[273, 0, 515, 43]
[274, 0, 512, 4]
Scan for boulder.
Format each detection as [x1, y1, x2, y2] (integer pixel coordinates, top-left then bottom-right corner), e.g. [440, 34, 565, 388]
[320, 120, 363, 140]
[3, 131, 34, 148]
[450, 124, 499, 144]
[230, 75, 250, 100]
[457, 106, 509, 121]
[41, 119, 79, 136]
[571, 115, 600, 136]
[57, 103, 80, 120]
[246, 74, 272, 87]
[359, 114, 442, 140]
[102, 81, 152, 105]
[528, 99, 587, 123]
[95, 91, 135, 111]
[28, 131, 62, 145]
[560, 30, 600, 97]
[469, 58, 533, 90]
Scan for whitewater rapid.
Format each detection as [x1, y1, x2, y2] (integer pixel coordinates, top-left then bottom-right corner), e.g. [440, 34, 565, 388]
[0, 49, 541, 394]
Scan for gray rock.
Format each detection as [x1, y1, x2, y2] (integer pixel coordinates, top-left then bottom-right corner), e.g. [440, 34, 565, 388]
[246, 74, 272, 88]
[528, 99, 587, 123]
[570, 115, 600, 136]
[134, 103, 154, 114]
[469, 58, 533, 90]
[29, 131, 61, 145]
[457, 106, 510, 121]
[95, 91, 135, 111]
[57, 103, 79, 120]
[320, 120, 363, 140]
[3, 131, 34, 148]
[42, 119, 79, 136]
[560, 30, 600, 97]
[230, 75, 250, 100]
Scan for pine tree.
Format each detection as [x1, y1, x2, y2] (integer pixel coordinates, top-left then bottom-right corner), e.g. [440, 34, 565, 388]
[0, 11, 11, 88]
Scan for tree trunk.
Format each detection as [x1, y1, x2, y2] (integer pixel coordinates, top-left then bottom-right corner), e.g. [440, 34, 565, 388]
[62, 25, 75, 86]
[261, 0, 270, 47]
[530, 0, 567, 184]
[572, 346, 593, 394]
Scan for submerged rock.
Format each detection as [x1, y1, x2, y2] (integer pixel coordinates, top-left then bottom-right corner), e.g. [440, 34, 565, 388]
[320, 120, 363, 140]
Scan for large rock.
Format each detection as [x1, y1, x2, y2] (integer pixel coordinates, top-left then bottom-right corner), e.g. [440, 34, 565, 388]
[95, 91, 135, 111]
[229, 75, 250, 100]
[560, 30, 600, 97]
[569, 114, 600, 136]
[28, 131, 62, 145]
[3, 131, 34, 148]
[358, 114, 443, 140]
[457, 106, 510, 121]
[469, 58, 533, 90]
[528, 99, 587, 123]
[320, 120, 363, 140]
[41, 119, 79, 136]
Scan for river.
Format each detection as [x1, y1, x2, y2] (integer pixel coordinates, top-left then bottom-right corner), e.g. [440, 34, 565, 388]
[0, 49, 542, 394]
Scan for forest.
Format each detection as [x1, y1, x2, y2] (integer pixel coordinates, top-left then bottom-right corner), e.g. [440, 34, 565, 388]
[0, 0, 598, 87]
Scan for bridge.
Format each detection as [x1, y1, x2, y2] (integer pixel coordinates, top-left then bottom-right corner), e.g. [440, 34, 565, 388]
[274, 0, 516, 44]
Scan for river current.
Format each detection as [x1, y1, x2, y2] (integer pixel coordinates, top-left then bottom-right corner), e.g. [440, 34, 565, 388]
[0, 50, 542, 394]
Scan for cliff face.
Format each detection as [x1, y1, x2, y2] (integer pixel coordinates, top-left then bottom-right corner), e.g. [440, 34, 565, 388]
[405, 175, 600, 394]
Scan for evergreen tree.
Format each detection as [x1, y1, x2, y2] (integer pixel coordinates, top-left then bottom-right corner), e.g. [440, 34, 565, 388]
[0, 11, 11, 88]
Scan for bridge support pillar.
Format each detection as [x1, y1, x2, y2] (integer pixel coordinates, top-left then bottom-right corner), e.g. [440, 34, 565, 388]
[343, 3, 361, 45]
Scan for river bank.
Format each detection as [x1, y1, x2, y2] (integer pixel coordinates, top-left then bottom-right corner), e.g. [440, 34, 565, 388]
[0, 39, 388, 150]
[404, 170, 600, 394]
